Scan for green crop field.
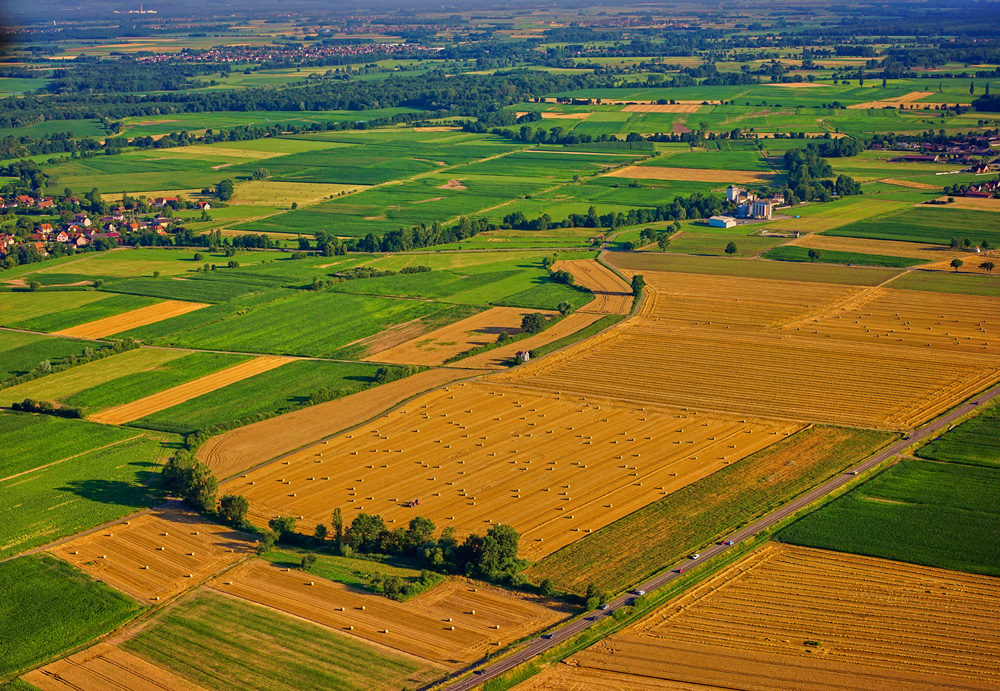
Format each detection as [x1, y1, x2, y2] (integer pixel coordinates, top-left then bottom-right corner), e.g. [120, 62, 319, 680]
[916, 402, 1000, 468]
[0, 429, 171, 559]
[609, 251, 902, 286]
[329, 268, 523, 300]
[101, 271, 284, 303]
[262, 548, 433, 594]
[0, 555, 144, 677]
[824, 207, 1000, 246]
[0, 332, 103, 384]
[762, 245, 926, 267]
[779, 460, 1000, 577]
[667, 231, 786, 257]
[131, 359, 382, 434]
[494, 281, 594, 310]
[888, 270, 1000, 298]
[62, 351, 250, 415]
[642, 149, 773, 172]
[527, 426, 895, 593]
[13, 294, 162, 333]
[0, 291, 117, 328]
[122, 589, 441, 691]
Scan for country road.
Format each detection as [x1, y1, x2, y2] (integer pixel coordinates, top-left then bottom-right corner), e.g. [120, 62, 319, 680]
[442, 380, 1000, 690]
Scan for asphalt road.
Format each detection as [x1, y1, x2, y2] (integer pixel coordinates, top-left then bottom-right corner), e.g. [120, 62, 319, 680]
[443, 381, 1000, 690]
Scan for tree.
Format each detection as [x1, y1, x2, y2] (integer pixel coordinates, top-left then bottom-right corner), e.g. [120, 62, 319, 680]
[980, 261, 995, 274]
[407, 516, 436, 549]
[28, 281, 40, 292]
[475, 524, 521, 579]
[256, 531, 276, 555]
[162, 453, 217, 513]
[950, 258, 964, 272]
[252, 168, 271, 181]
[218, 494, 249, 525]
[557, 301, 573, 316]
[725, 241, 738, 255]
[314, 523, 328, 541]
[300, 554, 318, 571]
[658, 233, 671, 252]
[807, 248, 822, 262]
[346, 513, 385, 552]
[631, 274, 645, 296]
[539, 578, 556, 596]
[970, 82, 976, 96]
[521, 312, 547, 334]
[332, 508, 343, 542]
[268, 516, 298, 540]
[216, 178, 235, 201]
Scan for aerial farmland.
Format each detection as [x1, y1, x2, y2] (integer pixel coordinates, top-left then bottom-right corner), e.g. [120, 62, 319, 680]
[2, 1, 1000, 689]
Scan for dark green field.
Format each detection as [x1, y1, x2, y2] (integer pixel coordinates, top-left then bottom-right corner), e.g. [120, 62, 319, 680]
[0, 332, 103, 383]
[890, 270, 1000, 298]
[824, 207, 1000, 247]
[779, 460, 1000, 576]
[917, 402, 1000, 468]
[13, 294, 162, 333]
[122, 589, 441, 691]
[0, 555, 144, 677]
[762, 245, 925, 267]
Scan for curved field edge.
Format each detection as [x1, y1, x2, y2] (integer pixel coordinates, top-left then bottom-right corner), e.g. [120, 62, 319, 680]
[525, 425, 897, 593]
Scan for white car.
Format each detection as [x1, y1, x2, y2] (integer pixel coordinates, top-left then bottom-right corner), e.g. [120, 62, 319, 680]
[690, 553, 701, 560]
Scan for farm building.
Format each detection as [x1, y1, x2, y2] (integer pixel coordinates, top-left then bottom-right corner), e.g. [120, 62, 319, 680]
[709, 216, 738, 228]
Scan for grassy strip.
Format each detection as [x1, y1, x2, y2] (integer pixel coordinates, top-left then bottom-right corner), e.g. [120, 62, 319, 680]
[0, 555, 145, 678]
[762, 245, 925, 268]
[778, 459, 1000, 576]
[530, 315, 624, 359]
[890, 270, 1000, 298]
[915, 398, 1000, 468]
[525, 426, 896, 594]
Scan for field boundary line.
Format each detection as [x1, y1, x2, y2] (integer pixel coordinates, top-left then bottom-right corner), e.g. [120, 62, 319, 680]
[0, 433, 147, 485]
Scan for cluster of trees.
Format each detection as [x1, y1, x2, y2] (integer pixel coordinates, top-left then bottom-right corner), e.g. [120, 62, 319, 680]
[11, 398, 82, 418]
[784, 147, 861, 201]
[353, 216, 493, 253]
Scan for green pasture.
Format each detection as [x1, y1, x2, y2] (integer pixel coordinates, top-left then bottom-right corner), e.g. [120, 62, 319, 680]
[779, 460, 1000, 577]
[642, 148, 773, 172]
[0, 291, 114, 328]
[13, 294, 162, 333]
[890, 270, 1000, 298]
[667, 229, 786, 257]
[0, 555, 144, 677]
[117, 108, 420, 138]
[917, 401, 1000, 468]
[0, 332, 104, 383]
[762, 245, 926, 267]
[824, 207, 1000, 246]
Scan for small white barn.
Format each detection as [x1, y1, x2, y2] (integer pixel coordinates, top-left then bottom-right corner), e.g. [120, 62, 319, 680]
[708, 215, 737, 228]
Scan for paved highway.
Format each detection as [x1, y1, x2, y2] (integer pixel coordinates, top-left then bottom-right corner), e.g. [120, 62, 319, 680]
[443, 382, 1000, 690]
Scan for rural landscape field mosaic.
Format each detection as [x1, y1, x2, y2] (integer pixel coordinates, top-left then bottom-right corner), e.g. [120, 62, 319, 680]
[2, 0, 1000, 689]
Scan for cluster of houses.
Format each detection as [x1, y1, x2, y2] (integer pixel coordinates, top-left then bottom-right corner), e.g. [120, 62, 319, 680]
[878, 135, 1000, 168]
[962, 179, 999, 198]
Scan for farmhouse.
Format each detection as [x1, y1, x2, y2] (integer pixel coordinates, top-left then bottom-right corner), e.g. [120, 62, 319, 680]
[709, 215, 738, 228]
[727, 185, 779, 220]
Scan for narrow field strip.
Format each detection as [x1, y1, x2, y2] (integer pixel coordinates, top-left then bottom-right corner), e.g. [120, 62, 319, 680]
[452, 312, 606, 369]
[88, 356, 291, 426]
[53, 300, 210, 340]
[25, 642, 210, 691]
[604, 166, 773, 184]
[550, 260, 633, 315]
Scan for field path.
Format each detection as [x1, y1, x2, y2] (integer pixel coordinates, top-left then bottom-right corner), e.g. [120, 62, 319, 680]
[89, 356, 291, 426]
[54, 300, 210, 340]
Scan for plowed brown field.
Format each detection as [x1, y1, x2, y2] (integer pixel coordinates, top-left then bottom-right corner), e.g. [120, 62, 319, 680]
[211, 560, 565, 667]
[224, 382, 800, 561]
[53, 300, 210, 340]
[25, 643, 209, 691]
[492, 275, 1000, 429]
[367, 307, 558, 366]
[783, 287, 998, 354]
[50, 507, 255, 602]
[788, 234, 961, 262]
[451, 312, 605, 369]
[604, 166, 772, 184]
[197, 368, 484, 480]
[526, 544, 1000, 691]
[622, 104, 702, 113]
[89, 356, 291, 425]
[550, 260, 633, 314]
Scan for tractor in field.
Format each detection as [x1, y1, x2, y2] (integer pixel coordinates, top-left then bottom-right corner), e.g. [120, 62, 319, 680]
[405, 499, 421, 508]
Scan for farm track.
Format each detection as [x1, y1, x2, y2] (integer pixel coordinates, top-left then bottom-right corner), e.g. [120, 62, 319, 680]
[52, 300, 211, 340]
[87, 356, 292, 426]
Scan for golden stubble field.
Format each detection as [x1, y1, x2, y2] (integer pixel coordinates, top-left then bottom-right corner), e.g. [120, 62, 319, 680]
[452, 312, 605, 369]
[53, 300, 209, 340]
[549, 259, 633, 315]
[788, 234, 963, 262]
[223, 381, 801, 561]
[522, 544, 1000, 691]
[25, 643, 209, 691]
[211, 560, 566, 668]
[50, 507, 256, 602]
[604, 166, 772, 184]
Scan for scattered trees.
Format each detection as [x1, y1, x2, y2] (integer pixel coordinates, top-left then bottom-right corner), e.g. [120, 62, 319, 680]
[631, 274, 645, 296]
[161, 452, 217, 513]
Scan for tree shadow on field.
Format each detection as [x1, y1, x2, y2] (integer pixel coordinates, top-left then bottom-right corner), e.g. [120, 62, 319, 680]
[59, 476, 165, 511]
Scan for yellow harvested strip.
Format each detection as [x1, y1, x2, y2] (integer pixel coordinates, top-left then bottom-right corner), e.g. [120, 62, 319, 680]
[88, 356, 291, 426]
[550, 260, 633, 315]
[197, 368, 487, 480]
[787, 234, 963, 262]
[367, 307, 558, 367]
[622, 103, 703, 113]
[932, 197, 1000, 212]
[604, 166, 773, 184]
[452, 312, 605, 369]
[50, 507, 255, 602]
[211, 560, 565, 668]
[882, 177, 942, 190]
[25, 643, 210, 691]
[53, 300, 210, 340]
[224, 381, 801, 561]
[848, 90, 934, 109]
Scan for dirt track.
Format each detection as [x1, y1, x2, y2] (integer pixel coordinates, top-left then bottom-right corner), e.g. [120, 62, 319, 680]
[54, 300, 209, 340]
[88, 356, 290, 426]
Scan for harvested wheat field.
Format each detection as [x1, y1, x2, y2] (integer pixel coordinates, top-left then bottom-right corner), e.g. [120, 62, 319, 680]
[883, 178, 942, 190]
[527, 544, 1000, 691]
[212, 560, 565, 667]
[604, 166, 773, 184]
[198, 368, 483, 480]
[550, 260, 633, 314]
[919, 258, 1000, 275]
[540, 112, 590, 119]
[225, 381, 799, 561]
[493, 284, 1000, 429]
[25, 643, 209, 691]
[53, 300, 209, 340]
[783, 287, 998, 354]
[848, 90, 933, 109]
[368, 307, 558, 366]
[933, 196, 1000, 212]
[50, 507, 255, 602]
[788, 234, 961, 262]
[452, 312, 605, 369]
[622, 104, 703, 113]
[89, 355, 291, 425]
